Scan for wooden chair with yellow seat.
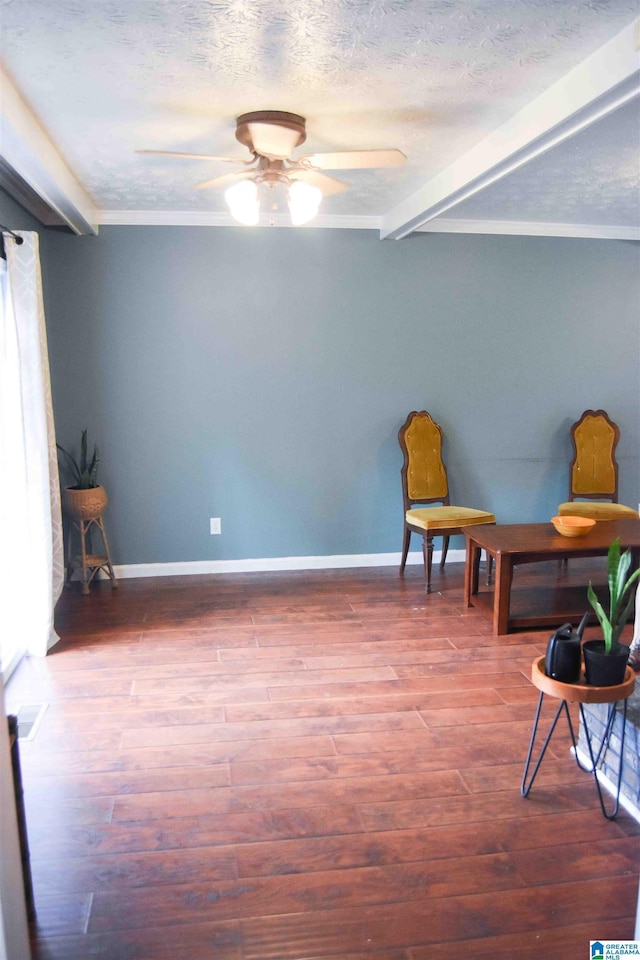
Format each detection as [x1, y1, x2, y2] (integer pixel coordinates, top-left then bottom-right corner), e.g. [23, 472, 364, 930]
[557, 409, 639, 522]
[398, 410, 496, 592]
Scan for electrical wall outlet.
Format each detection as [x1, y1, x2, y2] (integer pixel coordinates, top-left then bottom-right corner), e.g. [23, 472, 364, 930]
[210, 517, 221, 535]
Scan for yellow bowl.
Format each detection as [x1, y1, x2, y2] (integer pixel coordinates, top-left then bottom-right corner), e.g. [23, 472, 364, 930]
[551, 515, 596, 537]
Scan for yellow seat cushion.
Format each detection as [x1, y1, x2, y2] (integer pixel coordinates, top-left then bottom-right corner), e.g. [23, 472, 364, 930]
[407, 506, 495, 531]
[557, 501, 639, 520]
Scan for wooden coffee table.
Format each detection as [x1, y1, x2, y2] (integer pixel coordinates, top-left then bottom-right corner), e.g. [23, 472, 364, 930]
[462, 519, 640, 635]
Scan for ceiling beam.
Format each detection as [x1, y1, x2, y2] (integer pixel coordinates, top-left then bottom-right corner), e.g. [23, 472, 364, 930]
[380, 19, 640, 240]
[0, 66, 99, 235]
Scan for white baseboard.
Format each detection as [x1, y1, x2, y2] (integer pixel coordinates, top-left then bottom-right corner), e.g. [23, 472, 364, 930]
[113, 548, 467, 580]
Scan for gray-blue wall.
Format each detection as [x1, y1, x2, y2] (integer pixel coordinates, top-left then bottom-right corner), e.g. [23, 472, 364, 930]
[2, 192, 639, 566]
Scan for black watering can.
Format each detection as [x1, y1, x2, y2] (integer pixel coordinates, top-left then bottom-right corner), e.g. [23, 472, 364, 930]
[544, 611, 590, 683]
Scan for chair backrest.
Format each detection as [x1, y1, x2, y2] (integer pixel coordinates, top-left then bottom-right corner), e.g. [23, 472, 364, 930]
[399, 411, 450, 508]
[568, 409, 620, 501]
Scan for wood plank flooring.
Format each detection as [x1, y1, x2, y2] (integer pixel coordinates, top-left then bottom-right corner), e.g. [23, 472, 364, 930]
[6, 559, 640, 960]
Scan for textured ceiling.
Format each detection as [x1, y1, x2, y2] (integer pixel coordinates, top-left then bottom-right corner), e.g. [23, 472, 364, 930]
[441, 96, 640, 228]
[0, 0, 638, 234]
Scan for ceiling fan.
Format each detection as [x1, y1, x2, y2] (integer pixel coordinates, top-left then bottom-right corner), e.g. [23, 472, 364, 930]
[137, 110, 406, 224]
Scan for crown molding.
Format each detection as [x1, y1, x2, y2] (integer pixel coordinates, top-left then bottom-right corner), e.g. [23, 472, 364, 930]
[89, 210, 639, 241]
[418, 219, 640, 241]
[95, 209, 382, 230]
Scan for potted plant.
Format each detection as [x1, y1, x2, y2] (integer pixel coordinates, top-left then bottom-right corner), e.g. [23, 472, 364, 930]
[584, 537, 640, 686]
[56, 429, 108, 521]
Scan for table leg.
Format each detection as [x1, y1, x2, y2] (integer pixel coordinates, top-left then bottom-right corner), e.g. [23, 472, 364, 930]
[493, 553, 513, 635]
[464, 538, 481, 608]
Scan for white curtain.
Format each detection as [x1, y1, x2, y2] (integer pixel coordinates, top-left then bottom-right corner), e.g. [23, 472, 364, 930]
[0, 230, 63, 661]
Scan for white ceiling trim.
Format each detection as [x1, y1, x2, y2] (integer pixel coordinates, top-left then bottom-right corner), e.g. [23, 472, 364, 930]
[95, 210, 382, 230]
[380, 19, 640, 240]
[95, 209, 640, 240]
[0, 66, 99, 235]
[418, 219, 640, 241]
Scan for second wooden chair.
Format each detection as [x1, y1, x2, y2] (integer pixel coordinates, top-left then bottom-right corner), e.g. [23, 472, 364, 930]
[398, 410, 495, 592]
[557, 409, 638, 521]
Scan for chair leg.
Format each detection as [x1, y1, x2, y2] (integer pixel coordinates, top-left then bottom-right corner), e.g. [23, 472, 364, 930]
[423, 535, 434, 592]
[440, 535, 449, 570]
[400, 526, 411, 574]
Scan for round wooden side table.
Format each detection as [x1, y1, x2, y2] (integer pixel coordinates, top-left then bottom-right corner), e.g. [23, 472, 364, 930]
[521, 656, 636, 819]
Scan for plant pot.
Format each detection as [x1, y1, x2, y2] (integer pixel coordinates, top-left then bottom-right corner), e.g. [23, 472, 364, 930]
[62, 485, 108, 521]
[583, 639, 630, 687]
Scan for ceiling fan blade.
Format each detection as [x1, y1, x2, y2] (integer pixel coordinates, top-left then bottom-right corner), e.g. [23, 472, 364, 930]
[195, 170, 255, 190]
[289, 169, 348, 196]
[136, 149, 245, 163]
[298, 148, 406, 171]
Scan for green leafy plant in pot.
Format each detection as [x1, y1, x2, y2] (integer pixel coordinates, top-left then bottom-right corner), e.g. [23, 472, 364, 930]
[56, 429, 108, 521]
[584, 538, 640, 686]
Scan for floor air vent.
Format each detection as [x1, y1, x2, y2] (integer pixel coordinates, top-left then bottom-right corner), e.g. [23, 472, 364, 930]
[16, 703, 48, 741]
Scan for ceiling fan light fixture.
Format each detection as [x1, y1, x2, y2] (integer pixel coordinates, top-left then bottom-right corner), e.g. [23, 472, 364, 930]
[288, 180, 322, 226]
[236, 111, 307, 157]
[225, 179, 259, 225]
[246, 122, 302, 159]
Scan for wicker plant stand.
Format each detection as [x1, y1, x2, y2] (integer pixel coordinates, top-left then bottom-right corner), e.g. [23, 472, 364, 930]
[62, 486, 117, 595]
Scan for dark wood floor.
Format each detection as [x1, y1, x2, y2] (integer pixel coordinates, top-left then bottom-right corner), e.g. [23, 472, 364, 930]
[6, 558, 640, 960]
